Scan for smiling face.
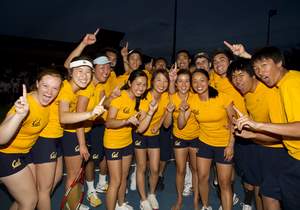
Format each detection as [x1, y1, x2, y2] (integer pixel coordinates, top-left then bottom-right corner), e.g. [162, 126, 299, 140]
[195, 57, 210, 71]
[176, 73, 190, 95]
[231, 70, 256, 95]
[152, 72, 169, 94]
[128, 53, 142, 70]
[36, 74, 62, 106]
[106, 51, 117, 67]
[71, 66, 93, 89]
[176, 52, 190, 70]
[94, 63, 111, 83]
[192, 72, 209, 96]
[129, 76, 147, 97]
[252, 58, 282, 87]
[213, 53, 230, 77]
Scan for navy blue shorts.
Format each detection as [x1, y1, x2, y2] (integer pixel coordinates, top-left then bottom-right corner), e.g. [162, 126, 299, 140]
[105, 144, 134, 161]
[278, 155, 300, 209]
[258, 146, 289, 200]
[89, 125, 105, 161]
[173, 135, 199, 148]
[61, 131, 91, 157]
[133, 132, 160, 149]
[31, 137, 62, 164]
[159, 127, 173, 161]
[234, 140, 261, 186]
[234, 138, 261, 184]
[197, 140, 233, 164]
[0, 152, 32, 177]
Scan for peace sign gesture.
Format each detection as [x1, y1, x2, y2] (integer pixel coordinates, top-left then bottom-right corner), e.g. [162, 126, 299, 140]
[82, 28, 99, 46]
[15, 84, 29, 118]
[121, 41, 129, 58]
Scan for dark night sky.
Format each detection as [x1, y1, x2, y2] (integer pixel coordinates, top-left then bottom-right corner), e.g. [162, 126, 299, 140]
[1, 0, 300, 60]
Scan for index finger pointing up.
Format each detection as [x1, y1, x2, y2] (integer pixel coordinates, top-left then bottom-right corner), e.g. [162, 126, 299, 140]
[224, 41, 234, 50]
[233, 105, 244, 117]
[98, 96, 106, 106]
[22, 84, 27, 98]
[94, 28, 100, 35]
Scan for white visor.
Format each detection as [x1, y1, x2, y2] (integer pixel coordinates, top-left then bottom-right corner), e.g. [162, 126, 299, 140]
[69, 60, 94, 69]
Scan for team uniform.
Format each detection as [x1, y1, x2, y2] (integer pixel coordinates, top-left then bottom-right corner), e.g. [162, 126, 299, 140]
[189, 92, 233, 164]
[77, 82, 106, 162]
[103, 90, 137, 160]
[171, 92, 199, 148]
[0, 93, 50, 177]
[58, 80, 83, 157]
[133, 92, 169, 149]
[244, 81, 287, 199]
[275, 70, 300, 209]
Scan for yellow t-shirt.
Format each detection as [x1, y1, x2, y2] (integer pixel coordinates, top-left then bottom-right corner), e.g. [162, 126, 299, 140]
[0, 93, 50, 154]
[39, 97, 63, 138]
[277, 70, 300, 160]
[190, 93, 232, 147]
[210, 71, 247, 115]
[171, 92, 199, 140]
[59, 80, 78, 132]
[143, 69, 152, 88]
[77, 82, 105, 132]
[244, 81, 283, 148]
[139, 91, 169, 136]
[103, 90, 136, 149]
[104, 70, 117, 96]
[114, 73, 130, 89]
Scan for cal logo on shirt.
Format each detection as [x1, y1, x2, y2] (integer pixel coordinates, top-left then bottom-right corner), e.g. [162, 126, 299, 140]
[11, 158, 21, 169]
[191, 109, 199, 115]
[32, 119, 41, 127]
[123, 107, 130, 114]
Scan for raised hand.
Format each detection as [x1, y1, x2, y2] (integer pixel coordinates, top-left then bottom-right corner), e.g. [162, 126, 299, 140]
[15, 84, 29, 118]
[92, 96, 106, 117]
[166, 102, 175, 113]
[223, 41, 251, 59]
[121, 41, 129, 58]
[179, 100, 189, 112]
[110, 86, 121, 99]
[169, 63, 178, 82]
[148, 100, 158, 115]
[82, 28, 99, 46]
[127, 112, 140, 127]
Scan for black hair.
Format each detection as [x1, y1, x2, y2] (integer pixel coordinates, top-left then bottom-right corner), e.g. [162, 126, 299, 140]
[154, 57, 168, 66]
[176, 69, 191, 84]
[212, 48, 234, 62]
[150, 69, 170, 90]
[128, 49, 143, 60]
[70, 55, 93, 63]
[251, 46, 285, 66]
[227, 58, 255, 82]
[192, 68, 218, 98]
[120, 70, 148, 111]
[176, 49, 191, 60]
[102, 47, 118, 56]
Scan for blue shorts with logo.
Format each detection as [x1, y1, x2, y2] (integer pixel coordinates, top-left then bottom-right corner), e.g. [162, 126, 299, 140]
[105, 144, 134, 161]
[31, 137, 62, 164]
[0, 152, 32, 177]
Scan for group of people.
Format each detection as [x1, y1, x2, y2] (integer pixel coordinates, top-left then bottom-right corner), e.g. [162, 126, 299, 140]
[0, 29, 299, 210]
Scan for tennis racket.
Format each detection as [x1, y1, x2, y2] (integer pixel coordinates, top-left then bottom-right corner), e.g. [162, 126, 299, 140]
[60, 161, 86, 210]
